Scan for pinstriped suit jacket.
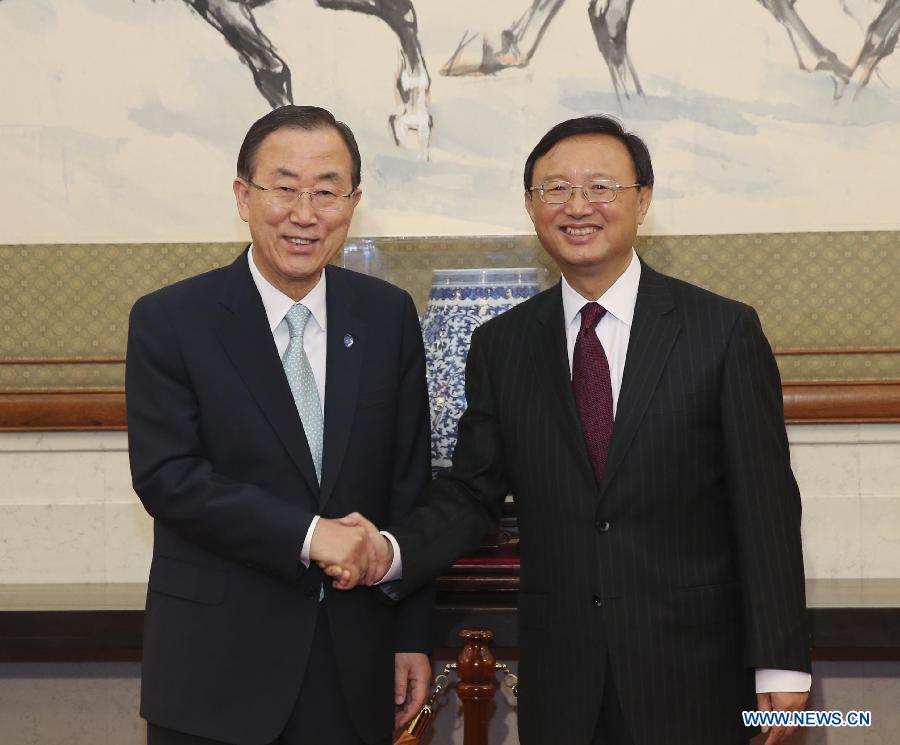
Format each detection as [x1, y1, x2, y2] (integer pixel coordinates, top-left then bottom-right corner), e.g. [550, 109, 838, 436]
[392, 260, 810, 745]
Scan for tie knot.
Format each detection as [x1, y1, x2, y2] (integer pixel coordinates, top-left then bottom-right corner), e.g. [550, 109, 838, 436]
[285, 303, 312, 339]
[579, 302, 606, 333]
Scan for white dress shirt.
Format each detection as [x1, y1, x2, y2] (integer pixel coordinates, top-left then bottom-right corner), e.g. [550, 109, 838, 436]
[560, 249, 810, 694]
[561, 248, 641, 401]
[247, 247, 401, 582]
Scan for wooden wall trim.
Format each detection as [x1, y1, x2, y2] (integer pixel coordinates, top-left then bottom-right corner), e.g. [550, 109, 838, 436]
[774, 347, 900, 356]
[1, 381, 899, 432]
[0, 390, 127, 431]
[782, 381, 900, 424]
[0, 357, 125, 366]
[1, 348, 894, 366]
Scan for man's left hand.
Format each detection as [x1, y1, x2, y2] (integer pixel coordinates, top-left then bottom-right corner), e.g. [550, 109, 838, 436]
[394, 652, 432, 729]
[756, 690, 809, 744]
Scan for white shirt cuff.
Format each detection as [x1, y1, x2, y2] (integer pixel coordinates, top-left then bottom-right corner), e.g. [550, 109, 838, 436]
[755, 668, 811, 693]
[376, 530, 402, 584]
[299, 515, 321, 568]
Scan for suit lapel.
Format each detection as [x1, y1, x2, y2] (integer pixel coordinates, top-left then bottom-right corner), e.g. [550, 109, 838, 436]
[533, 285, 597, 492]
[599, 262, 680, 499]
[319, 266, 364, 510]
[215, 250, 320, 495]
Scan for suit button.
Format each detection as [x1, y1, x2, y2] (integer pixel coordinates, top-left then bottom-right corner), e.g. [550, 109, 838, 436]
[593, 596, 602, 607]
[597, 520, 610, 532]
[303, 584, 319, 598]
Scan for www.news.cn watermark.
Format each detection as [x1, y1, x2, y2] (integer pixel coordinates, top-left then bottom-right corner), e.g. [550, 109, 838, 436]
[743, 710, 872, 728]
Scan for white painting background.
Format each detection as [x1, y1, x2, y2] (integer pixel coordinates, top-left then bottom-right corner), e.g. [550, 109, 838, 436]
[1, 0, 898, 243]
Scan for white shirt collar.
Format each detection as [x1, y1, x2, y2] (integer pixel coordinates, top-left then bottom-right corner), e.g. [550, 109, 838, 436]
[247, 245, 327, 334]
[561, 249, 641, 329]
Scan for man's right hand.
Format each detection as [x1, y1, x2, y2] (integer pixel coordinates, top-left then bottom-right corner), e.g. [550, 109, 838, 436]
[319, 512, 393, 589]
[308, 518, 370, 587]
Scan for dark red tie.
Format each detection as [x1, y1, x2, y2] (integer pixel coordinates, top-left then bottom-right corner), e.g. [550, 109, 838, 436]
[572, 302, 614, 484]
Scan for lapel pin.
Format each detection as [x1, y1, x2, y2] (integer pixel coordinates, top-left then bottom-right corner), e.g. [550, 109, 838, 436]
[343, 334, 354, 348]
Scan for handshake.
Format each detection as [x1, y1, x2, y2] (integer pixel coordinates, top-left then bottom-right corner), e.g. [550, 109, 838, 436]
[308, 512, 394, 590]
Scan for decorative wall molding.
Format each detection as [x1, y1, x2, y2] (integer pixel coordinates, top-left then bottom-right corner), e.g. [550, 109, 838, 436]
[782, 381, 900, 424]
[774, 348, 900, 356]
[0, 390, 127, 431]
[0, 358, 124, 365]
[2, 381, 899, 432]
[2, 348, 896, 367]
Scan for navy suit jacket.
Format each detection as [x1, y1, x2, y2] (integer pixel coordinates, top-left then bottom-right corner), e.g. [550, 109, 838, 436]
[390, 261, 810, 745]
[126, 253, 432, 744]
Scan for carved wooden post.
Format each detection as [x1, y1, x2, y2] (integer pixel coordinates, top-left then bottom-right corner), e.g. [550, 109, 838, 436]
[456, 628, 498, 745]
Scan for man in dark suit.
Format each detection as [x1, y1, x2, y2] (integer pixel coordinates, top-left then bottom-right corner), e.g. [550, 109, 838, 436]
[342, 116, 811, 745]
[126, 105, 433, 745]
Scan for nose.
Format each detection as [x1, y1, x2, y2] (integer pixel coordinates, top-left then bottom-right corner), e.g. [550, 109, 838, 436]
[565, 188, 594, 217]
[289, 193, 318, 224]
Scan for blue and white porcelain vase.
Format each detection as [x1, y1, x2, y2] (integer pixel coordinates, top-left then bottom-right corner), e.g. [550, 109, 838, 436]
[421, 268, 540, 471]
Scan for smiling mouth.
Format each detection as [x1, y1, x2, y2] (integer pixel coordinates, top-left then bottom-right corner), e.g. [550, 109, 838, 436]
[563, 226, 602, 236]
[285, 237, 316, 246]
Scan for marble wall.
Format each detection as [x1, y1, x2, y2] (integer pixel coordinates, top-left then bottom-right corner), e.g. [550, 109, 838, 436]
[0, 425, 897, 584]
[790, 424, 900, 579]
[1, 659, 898, 745]
[0, 432, 146, 584]
[0, 424, 897, 744]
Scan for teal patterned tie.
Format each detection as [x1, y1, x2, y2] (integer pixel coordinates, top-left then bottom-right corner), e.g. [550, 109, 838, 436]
[282, 304, 323, 484]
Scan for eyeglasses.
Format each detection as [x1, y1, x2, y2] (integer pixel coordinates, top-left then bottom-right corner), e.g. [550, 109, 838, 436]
[247, 180, 356, 212]
[528, 179, 642, 204]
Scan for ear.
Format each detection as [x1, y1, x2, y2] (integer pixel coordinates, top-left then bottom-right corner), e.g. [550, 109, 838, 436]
[636, 186, 653, 226]
[524, 191, 537, 225]
[350, 188, 362, 210]
[233, 178, 251, 223]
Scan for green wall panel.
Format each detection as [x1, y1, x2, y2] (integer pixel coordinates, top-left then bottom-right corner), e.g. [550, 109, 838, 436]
[1, 232, 897, 389]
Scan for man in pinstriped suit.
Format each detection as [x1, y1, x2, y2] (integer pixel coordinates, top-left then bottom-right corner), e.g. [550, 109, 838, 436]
[343, 115, 811, 745]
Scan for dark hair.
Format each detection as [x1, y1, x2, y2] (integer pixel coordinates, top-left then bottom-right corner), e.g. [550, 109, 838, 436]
[523, 115, 654, 192]
[237, 105, 362, 189]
